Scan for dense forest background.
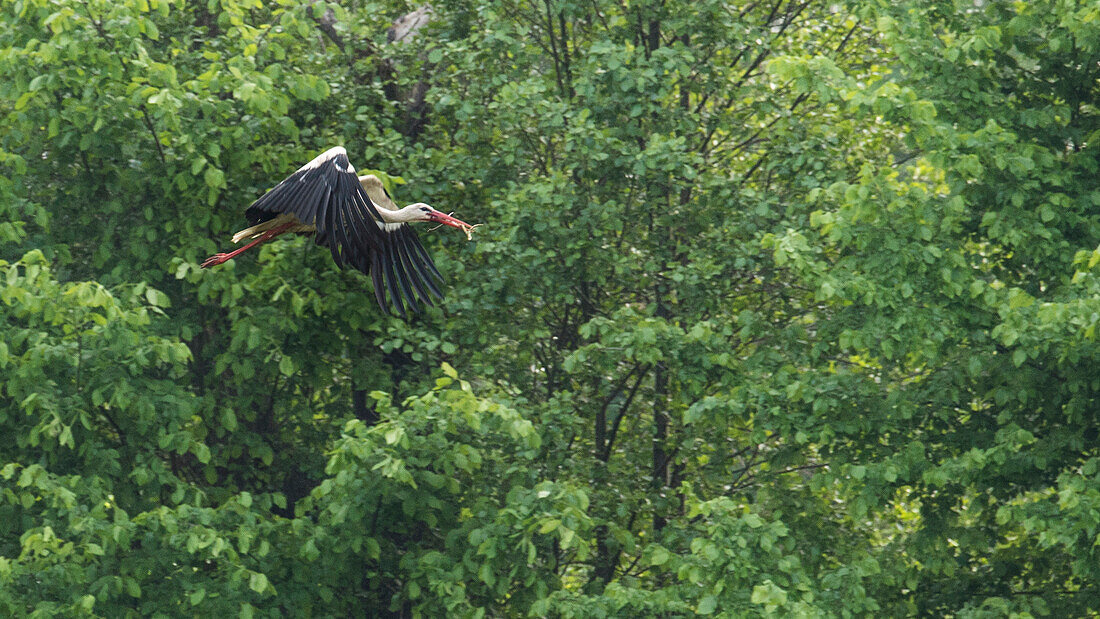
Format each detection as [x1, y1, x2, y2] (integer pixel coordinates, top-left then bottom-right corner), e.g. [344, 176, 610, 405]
[3, 0, 1100, 615]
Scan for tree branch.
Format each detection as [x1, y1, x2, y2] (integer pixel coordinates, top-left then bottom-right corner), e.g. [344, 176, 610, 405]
[603, 365, 650, 461]
[139, 105, 167, 167]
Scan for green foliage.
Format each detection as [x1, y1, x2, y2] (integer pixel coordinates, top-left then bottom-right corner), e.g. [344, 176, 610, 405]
[3, 0, 1100, 615]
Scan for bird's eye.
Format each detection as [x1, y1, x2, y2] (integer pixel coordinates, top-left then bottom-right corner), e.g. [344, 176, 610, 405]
[421, 207, 430, 212]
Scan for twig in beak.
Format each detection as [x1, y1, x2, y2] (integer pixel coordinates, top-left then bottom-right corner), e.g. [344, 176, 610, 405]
[461, 223, 482, 241]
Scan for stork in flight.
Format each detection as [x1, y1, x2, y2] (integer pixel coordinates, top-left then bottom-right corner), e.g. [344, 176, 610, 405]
[201, 147, 473, 317]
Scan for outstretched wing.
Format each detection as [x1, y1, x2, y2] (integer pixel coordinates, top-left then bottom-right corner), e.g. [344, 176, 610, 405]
[245, 146, 443, 317]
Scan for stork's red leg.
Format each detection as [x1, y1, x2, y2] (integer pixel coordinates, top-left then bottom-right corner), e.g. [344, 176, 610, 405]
[201, 222, 296, 268]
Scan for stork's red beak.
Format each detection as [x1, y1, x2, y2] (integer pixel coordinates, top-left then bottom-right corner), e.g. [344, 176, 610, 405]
[427, 209, 471, 229]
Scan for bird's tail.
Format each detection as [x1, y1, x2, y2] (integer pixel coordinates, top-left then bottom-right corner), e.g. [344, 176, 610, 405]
[231, 213, 297, 244]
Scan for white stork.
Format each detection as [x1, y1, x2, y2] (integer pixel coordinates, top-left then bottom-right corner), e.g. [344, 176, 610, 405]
[201, 147, 473, 317]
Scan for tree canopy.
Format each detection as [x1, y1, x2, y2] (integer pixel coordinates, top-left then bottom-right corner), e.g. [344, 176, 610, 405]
[3, 0, 1100, 616]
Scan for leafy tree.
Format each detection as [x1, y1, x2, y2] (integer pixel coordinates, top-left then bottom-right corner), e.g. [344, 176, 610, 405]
[774, 0, 1100, 614]
[4, 0, 1100, 616]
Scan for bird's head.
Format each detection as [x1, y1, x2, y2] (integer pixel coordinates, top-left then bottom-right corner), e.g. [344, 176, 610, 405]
[407, 203, 471, 229]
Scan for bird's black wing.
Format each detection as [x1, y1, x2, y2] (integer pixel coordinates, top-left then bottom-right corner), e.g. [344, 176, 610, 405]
[244, 146, 444, 317]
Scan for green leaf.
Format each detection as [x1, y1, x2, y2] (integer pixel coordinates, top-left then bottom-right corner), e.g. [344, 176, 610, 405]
[441, 362, 458, 379]
[145, 287, 169, 307]
[279, 356, 295, 376]
[384, 427, 404, 445]
[364, 538, 380, 560]
[191, 157, 207, 176]
[751, 581, 788, 606]
[743, 513, 764, 528]
[648, 546, 670, 566]
[249, 572, 268, 594]
[193, 443, 211, 464]
[204, 167, 225, 189]
[697, 595, 718, 615]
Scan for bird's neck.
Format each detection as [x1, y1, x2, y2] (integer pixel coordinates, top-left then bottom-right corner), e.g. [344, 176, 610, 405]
[378, 204, 421, 223]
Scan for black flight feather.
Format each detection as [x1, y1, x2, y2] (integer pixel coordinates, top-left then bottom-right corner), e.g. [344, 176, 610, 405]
[394, 233, 434, 307]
